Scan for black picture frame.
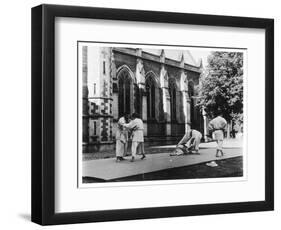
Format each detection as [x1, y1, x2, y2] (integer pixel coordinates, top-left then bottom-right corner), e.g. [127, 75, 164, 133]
[31, 4, 274, 225]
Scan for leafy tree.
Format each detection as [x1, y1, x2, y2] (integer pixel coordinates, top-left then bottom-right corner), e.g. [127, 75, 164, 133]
[198, 51, 243, 125]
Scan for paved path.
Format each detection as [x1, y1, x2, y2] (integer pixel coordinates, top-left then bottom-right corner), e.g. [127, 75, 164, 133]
[83, 139, 243, 181]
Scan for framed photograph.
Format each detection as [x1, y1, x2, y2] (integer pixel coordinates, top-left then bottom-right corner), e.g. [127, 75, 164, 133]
[31, 4, 274, 225]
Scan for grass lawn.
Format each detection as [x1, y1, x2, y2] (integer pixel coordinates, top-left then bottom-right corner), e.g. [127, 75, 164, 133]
[83, 156, 243, 183]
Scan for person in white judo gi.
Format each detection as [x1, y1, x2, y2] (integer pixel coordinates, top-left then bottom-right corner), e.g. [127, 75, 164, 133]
[115, 114, 130, 162]
[171, 129, 202, 156]
[123, 113, 146, 162]
[208, 112, 227, 157]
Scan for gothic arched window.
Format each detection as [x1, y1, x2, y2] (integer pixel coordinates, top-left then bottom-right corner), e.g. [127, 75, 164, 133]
[118, 69, 132, 117]
[188, 81, 195, 125]
[146, 76, 156, 119]
[169, 80, 177, 122]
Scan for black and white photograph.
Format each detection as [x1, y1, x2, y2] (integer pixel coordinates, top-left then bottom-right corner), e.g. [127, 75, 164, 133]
[29, 2, 274, 226]
[79, 42, 245, 185]
[0, 0, 276, 227]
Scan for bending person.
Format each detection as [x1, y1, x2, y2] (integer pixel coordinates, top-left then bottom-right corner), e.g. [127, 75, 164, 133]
[172, 129, 202, 155]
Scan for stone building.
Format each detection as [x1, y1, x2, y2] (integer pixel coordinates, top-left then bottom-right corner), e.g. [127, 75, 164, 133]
[82, 46, 204, 152]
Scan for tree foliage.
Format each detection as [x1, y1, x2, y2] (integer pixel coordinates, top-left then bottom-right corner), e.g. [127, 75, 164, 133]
[198, 52, 243, 124]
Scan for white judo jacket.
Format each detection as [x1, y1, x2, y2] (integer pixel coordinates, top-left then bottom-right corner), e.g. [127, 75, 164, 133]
[208, 116, 227, 132]
[178, 129, 202, 146]
[123, 118, 144, 142]
[115, 117, 128, 142]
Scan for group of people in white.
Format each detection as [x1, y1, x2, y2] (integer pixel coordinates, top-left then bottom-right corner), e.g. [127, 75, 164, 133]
[173, 112, 227, 157]
[115, 111, 228, 162]
[115, 113, 146, 162]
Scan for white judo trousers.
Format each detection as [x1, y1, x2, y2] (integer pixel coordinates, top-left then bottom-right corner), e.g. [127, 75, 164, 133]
[115, 117, 128, 157]
[178, 129, 202, 151]
[213, 130, 224, 151]
[123, 118, 144, 158]
[208, 116, 227, 152]
[116, 140, 127, 157]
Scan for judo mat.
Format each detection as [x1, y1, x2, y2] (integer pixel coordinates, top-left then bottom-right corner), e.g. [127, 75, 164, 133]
[83, 144, 243, 181]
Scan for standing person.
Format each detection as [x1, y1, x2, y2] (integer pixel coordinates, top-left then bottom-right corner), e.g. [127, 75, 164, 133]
[208, 111, 227, 157]
[171, 129, 202, 156]
[123, 113, 146, 162]
[115, 114, 130, 162]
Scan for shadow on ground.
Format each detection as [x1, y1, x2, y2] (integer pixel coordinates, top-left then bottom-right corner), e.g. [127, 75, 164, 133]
[18, 213, 31, 222]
